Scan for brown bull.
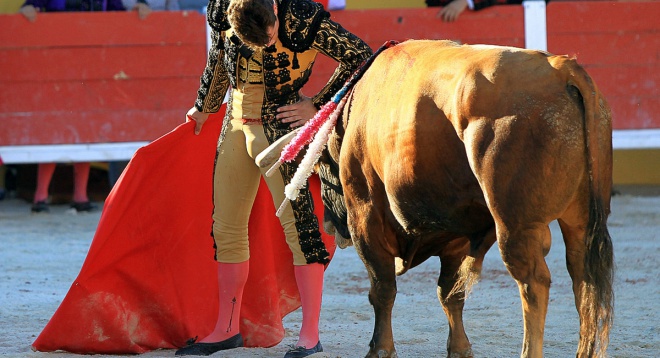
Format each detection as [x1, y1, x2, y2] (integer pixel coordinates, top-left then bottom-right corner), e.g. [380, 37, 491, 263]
[260, 39, 614, 358]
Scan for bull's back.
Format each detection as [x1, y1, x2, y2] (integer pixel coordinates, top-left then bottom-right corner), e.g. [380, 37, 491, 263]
[379, 41, 596, 220]
[345, 40, 592, 233]
[354, 40, 578, 150]
[345, 40, 496, 235]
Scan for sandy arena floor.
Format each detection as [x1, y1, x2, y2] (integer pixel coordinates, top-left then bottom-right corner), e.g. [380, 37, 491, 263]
[1, 192, 658, 358]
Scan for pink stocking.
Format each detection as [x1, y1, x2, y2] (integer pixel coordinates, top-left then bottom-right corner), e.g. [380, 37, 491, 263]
[72, 162, 90, 203]
[294, 263, 325, 348]
[34, 163, 56, 203]
[201, 260, 249, 343]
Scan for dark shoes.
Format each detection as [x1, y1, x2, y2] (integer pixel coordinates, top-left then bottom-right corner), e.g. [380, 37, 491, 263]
[175, 333, 244, 356]
[31, 201, 96, 213]
[174, 334, 321, 357]
[71, 201, 96, 212]
[284, 341, 323, 358]
[31, 201, 49, 213]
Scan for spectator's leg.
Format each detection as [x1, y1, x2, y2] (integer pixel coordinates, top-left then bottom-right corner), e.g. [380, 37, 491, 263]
[34, 163, 56, 203]
[72, 162, 91, 203]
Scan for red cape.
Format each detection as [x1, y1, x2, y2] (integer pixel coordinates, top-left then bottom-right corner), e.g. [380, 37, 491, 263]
[32, 106, 335, 354]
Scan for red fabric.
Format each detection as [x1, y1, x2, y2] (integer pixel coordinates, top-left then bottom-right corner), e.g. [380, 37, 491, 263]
[32, 105, 335, 354]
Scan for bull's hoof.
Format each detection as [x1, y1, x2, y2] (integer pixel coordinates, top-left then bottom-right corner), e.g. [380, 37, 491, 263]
[366, 349, 397, 358]
[448, 347, 474, 358]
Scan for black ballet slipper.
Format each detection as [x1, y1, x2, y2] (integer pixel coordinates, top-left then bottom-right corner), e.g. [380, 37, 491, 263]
[283, 341, 323, 358]
[175, 333, 244, 356]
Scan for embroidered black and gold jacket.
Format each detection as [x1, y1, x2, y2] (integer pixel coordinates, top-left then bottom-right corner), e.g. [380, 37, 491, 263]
[194, 0, 372, 127]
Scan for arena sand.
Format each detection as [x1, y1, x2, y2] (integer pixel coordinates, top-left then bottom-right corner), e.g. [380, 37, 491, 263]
[1, 193, 658, 358]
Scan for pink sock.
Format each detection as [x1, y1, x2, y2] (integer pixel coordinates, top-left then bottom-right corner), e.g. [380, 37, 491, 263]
[72, 162, 90, 203]
[294, 263, 325, 348]
[34, 163, 56, 203]
[202, 261, 249, 343]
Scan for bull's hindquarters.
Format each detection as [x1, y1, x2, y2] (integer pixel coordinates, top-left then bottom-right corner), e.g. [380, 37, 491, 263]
[334, 40, 612, 358]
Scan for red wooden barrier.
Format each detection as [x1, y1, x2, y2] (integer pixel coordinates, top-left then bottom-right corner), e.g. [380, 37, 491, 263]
[0, 11, 207, 146]
[546, 1, 660, 130]
[0, 1, 657, 158]
[305, 5, 525, 95]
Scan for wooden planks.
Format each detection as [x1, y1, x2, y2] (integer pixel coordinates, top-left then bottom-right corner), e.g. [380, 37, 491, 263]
[0, 11, 205, 48]
[0, 1, 658, 150]
[304, 6, 525, 96]
[546, 1, 659, 129]
[0, 11, 207, 146]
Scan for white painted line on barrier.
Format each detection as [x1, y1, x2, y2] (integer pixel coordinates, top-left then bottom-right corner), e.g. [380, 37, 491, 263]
[1, 129, 657, 165]
[0, 142, 149, 164]
[612, 129, 660, 150]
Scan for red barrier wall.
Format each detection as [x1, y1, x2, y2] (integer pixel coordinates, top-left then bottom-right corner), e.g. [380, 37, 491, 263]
[304, 5, 525, 95]
[0, 11, 207, 146]
[546, 1, 659, 130]
[0, 1, 657, 148]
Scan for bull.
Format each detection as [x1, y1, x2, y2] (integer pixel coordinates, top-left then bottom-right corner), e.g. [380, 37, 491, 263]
[258, 39, 614, 358]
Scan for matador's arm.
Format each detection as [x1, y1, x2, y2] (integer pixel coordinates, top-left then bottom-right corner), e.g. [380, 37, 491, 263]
[310, 19, 373, 108]
[194, 28, 231, 113]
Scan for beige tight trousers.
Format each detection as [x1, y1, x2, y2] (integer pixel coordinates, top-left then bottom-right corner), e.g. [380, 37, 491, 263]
[212, 118, 307, 265]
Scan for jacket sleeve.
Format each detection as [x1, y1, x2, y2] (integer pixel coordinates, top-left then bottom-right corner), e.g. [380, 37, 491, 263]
[193, 0, 231, 113]
[194, 28, 231, 113]
[426, 0, 523, 11]
[108, 0, 126, 10]
[22, 0, 48, 9]
[310, 18, 372, 108]
[470, 0, 522, 11]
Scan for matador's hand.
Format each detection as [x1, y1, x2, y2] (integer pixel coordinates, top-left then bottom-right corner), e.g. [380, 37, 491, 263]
[186, 107, 210, 135]
[276, 92, 318, 128]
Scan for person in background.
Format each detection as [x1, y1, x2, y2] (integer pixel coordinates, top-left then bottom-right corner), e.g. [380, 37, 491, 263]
[426, 0, 523, 22]
[178, 0, 207, 11]
[30, 163, 95, 213]
[19, 0, 126, 212]
[20, 0, 126, 21]
[18, 0, 188, 20]
[175, 0, 372, 357]
[122, 0, 179, 19]
[314, 0, 345, 10]
[105, 0, 181, 186]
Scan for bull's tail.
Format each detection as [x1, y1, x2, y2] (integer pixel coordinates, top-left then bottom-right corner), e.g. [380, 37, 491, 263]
[447, 255, 480, 299]
[561, 56, 615, 357]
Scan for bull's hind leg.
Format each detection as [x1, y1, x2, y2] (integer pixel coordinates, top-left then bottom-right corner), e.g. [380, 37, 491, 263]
[437, 238, 474, 358]
[497, 223, 553, 358]
[462, 116, 567, 357]
[352, 217, 398, 358]
[344, 179, 399, 357]
[437, 229, 496, 358]
[557, 216, 593, 357]
[558, 197, 614, 358]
